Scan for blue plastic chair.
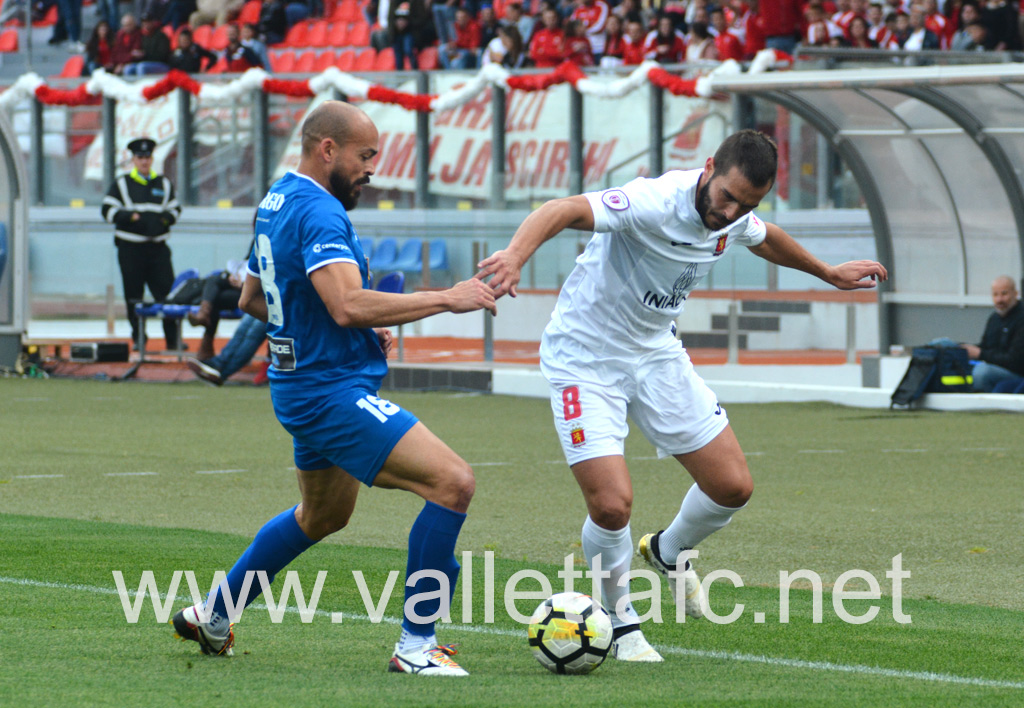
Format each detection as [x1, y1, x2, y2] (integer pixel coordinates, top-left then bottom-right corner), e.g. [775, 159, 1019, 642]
[369, 237, 398, 271]
[375, 271, 405, 294]
[360, 237, 374, 264]
[428, 239, 449, 271]
[391, 238, 423, 272]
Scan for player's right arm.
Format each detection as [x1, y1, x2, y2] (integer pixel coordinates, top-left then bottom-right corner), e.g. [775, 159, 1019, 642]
[311, 262, 496, 328]
[239, 273, 269, 322]
[477, 195, 594, 298]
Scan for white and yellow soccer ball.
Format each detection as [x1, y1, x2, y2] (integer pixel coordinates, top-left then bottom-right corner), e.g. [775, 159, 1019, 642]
[527, 592, 613, 674]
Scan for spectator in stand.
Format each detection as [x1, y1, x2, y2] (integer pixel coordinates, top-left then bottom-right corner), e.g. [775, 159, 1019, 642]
[956, 276, 1024, 392]
[161, 0, 197, 30]
[685, 0, 710, 26]
[432, 0, 458, 45]
[866, 2, 892, 45]
[389, 0, 428, 70]
[950, 1, 981, 49]
[168, 26, 218, 70]
[564, 18, 595, 63]
[186, 312, 268, 386]
[570, 0, 610, 59]
[240, 23, 271, 69]
[646, 13, 686, 63]
[190, 0, 245, 27]
[804, 4, 844, 45]
[440, 7, 482, 68]
[845, 15, 878, 45]
[685, 20, 716, 59]
[123, 14, 172, 75]
[710, 7, 743, 59]
[95, 0, 120, 34]
[920, 0, 950, 47]
[84, 20, 114, 75]
[758, 0, 801, 55]
[484, 23, 527, 66]
[621, 17, 648, 64]
[504, 2, 536, 45]
[830, 0, 857, 33]
[742, 0, 767, 58]
[612, 0, 642, 24]
[599, 13, 624, 66]
[529, 6, 565, 66]
[952, 19, 988, 48]
[980, 0, 1020, 50]
[223, 22, 263, 69]
[49, 0, 85, 51]
[257, 0, 288, 45]
[110, 13, 144, 75]
[901, 5, 941, 49]
[480, 4, 502, 51]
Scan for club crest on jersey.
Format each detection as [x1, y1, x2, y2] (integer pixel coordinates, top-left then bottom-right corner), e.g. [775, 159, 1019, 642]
[601, 189, 630, 211]
[570, 426, 586, 447]
[713, 234, 728, 256]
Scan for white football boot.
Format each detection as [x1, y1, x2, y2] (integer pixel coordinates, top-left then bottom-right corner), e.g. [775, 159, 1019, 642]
[611, 625, 663, 662]
[388, 643, 469, 676]
[638, 531, 706, 619]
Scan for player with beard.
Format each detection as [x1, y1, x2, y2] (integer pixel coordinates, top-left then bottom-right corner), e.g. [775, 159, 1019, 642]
[171, 101, 496, 676]
[478, 130, 887, 662]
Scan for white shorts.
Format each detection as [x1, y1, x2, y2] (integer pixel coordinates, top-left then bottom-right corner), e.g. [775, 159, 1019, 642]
[540, 330, 729, 466]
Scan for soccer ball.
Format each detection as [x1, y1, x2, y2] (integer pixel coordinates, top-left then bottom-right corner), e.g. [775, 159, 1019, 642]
[527, 592, 613, 674]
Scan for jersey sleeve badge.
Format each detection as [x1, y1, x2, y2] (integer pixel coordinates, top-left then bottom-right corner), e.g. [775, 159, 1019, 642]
[601, 189, 630, 211]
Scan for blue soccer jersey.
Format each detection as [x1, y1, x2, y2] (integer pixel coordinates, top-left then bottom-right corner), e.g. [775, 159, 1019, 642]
[248, 171, 385, 390]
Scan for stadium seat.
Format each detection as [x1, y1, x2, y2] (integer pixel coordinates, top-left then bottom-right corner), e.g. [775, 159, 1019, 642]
[238, 0, 262, 25]
[162, 25, 174, 42]
[307, 19, 329, 47]
[418, 45, 438, 70]
[347, 21, 370, 47]
[391, 238, 423, 272]
[360, 238, 374, 264]
[369, 237, 397, 271]
[172, 24, 191, 50]
[192, 24, 213, 48]
[283, 21, 308, 47]
[375, 271, 405, 294]
[209, 23, 231, 51]
[333, 0, 362, 23]
[314, 50, 337, 72]
[55, 54, 85, 78]
[327, 21, 349, 46]
[294, 50, 317, 73]
[335, 48, 356, 71]
[206, 56, 228, 73]
[0, 29, 18, 52]
[373, 46, 395, 71]
[352, 48, 375, 71]
[270, 49, 296, 73]
[428, 238, 449, 272]
[32, 5, 57, 26]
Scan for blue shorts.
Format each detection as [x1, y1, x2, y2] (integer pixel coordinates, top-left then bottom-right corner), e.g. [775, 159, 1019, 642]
[271, 383, 418, 486]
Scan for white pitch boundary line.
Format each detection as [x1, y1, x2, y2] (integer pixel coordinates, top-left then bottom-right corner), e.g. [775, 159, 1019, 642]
[13, 474, 65, 479]
[797, 450, 845, 454]
[104, 472, 159, 477]
[195, 469, 247, 475]
[0, 575, 1020, 691]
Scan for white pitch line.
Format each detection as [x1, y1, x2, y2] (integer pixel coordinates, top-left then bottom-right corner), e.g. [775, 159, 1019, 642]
[744, 451, 766, 457]
[12, 397, 51, 402]
[798, 450, 845, 454]
[1, 575, 1020, 691]
[13, 474, 64, 479]
[467, 462, 510, 467]
[881, 449, 928, 453]
[960, 447, 1007, 452]
[195, 469, 246, 475]
[104, 472, 159, 477]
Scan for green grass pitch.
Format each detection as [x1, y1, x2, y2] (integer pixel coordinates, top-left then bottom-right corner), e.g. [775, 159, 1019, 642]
[1, 378, 1022, 706]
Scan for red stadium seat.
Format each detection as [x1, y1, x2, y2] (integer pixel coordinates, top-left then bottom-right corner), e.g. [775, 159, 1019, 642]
[162, 25, 174, 42]
[294, 50, 317, 73]
[172, 24, 191, 50]
[327, 21, 348, 46]
[32, 5, 57, 26]
[347, 21, 370, 47]
[373, 46, 394, 71]
[238, 0, 262, 25]
[55, 54, 85, 78]
[352, 48, 375, 71]
[0, 29, 17, 52]
[209, 23, 231, 51]
[418, 45, 438, 70]
[192, 24, 213, 47]
[335, 48, 356, 71]
[306, 20, 329, 47]
[314, 50, 337, 72]
[270, 49, 296, 72]
[333, 0, 362, 22]
[206, 56, 228, 73]
[283, 21, 308, 47]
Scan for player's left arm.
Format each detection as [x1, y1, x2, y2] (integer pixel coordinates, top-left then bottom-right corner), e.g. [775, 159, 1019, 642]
[748, 222, 888, 290]
[239, 273, 269, 322]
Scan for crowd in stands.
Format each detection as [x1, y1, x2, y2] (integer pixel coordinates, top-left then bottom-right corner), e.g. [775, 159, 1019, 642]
[26, 0, 1023, 77]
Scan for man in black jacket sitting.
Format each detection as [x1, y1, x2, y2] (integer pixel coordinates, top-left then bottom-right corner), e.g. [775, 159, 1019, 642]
[962, 275, 1024, 392]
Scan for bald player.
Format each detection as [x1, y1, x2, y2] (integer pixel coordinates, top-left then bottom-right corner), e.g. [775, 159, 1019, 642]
[171, 101, 495, 676]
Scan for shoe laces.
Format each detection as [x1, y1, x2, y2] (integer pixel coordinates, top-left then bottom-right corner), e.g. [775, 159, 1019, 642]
[427, 643, 461, 667]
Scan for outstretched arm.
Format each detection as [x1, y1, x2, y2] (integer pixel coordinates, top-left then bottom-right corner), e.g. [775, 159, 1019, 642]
[748, 222, 888, 290]
[477, 195, 594, 298]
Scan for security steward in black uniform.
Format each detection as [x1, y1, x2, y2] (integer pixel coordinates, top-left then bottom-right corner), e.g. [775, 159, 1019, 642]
[101, 137, 183, 350]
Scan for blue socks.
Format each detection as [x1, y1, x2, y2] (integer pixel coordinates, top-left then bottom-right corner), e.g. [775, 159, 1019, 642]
[211, 505, 315, 621]
[401, 501, 467, 636]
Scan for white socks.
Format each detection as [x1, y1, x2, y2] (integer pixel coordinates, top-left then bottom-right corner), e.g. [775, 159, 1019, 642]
[658, 483, 745, 566]
[581, 516, 640, 628]
[396, 628, 436, 653]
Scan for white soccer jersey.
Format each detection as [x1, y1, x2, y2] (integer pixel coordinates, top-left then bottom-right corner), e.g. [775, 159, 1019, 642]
[546, 169, 767, 352]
